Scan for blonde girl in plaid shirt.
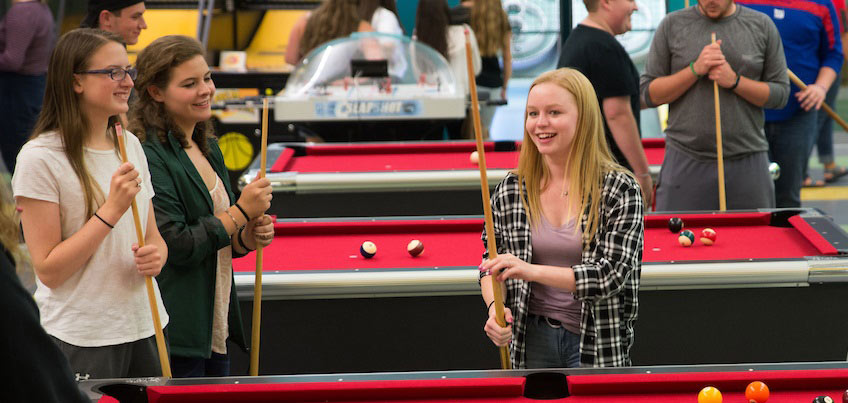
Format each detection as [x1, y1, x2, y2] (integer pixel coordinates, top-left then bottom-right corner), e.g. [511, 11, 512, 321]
[480, 68, 644, 368]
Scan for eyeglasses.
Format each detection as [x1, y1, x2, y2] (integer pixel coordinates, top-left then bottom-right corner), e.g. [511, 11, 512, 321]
[75, 67, 138, 81]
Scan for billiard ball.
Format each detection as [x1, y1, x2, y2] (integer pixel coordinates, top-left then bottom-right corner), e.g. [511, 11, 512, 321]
[745, 381, 769, 403]
[470, 151, 479, 165]
[843, 389, 848, 403]
[360, 241, 377, 258]
[407, 239, 424, 257]
[813, 396, 834, 403]
[698, 386, 722, 403]
[700, 228, 717, 246]
[668, 217, 684, 233]
[678, 230, 695, 247]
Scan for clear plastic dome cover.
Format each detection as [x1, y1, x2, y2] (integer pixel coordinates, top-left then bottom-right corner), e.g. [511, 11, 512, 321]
[283, 32, 460, 98]
[275, 32, 465, 121]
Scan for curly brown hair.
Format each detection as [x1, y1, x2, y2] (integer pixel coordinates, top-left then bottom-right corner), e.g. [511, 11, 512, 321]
[299, 0, 363, 59]
[128, 35, 212, 155]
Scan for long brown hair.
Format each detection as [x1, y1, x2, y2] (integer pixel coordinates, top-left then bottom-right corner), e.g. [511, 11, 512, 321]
[415, 0, 450, 58]
[30, 28, 124, 219]
[517, 68, 627, 246]
[470, 0, 510, 56]
[129, 35, 212, 155]
[300, 0, 363, 59]
[359, 0, 400, 23]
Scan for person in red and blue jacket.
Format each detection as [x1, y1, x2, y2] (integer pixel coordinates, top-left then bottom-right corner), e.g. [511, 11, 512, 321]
[738, 0, 843, 207]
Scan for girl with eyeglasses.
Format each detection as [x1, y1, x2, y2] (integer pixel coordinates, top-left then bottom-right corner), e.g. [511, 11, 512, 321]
[11, 28, 169, 379]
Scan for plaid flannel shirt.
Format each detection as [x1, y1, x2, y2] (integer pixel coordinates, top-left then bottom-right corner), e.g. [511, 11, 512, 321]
[481, 171, 643, 368]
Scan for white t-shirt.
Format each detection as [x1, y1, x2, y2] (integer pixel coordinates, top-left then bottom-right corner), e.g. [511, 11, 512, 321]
[447, 24, 482, 96]
[371, 7, 403, 36]
[12, 131, 169, 347]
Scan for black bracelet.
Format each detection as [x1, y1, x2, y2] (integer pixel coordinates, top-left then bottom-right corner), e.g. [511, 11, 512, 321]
[93, 212, 114, 229]
[237, 227, 255, 252]
[234, 203, 251, 221]
[487, 300, 505, 313]
[729, 73, 741, 90]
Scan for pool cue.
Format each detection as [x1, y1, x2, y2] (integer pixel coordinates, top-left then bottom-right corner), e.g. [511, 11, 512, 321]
[711, 33, 727, 211]
[465, 29, 511, 370]
[249, 98, 270, 376]
[787, 69, 848, 132]
[114, 123, 172, 378]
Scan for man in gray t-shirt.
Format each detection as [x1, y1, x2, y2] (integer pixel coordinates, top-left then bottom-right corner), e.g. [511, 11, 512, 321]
[640, 0, 789, 211]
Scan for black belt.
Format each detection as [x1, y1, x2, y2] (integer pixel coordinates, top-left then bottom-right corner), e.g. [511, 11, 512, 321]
[530, 314, 562, 328]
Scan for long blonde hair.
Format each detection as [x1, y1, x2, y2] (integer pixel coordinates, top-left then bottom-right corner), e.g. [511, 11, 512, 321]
[30, 28, 125, 219]
[470, 0, 510, 56]
[0, 178, 21, 261]
[516, 68, 626, 245]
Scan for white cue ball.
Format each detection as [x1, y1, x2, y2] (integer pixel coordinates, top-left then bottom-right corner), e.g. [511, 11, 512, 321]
[470, 151, 479, 165]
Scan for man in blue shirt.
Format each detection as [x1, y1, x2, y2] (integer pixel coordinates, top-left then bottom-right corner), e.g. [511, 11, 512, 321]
[738, 0, 843, 206]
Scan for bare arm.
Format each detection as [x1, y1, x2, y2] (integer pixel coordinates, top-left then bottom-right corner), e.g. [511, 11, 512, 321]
[284, 13, 309, 65]
[501, 32, 512, 98]
[603, 96, 653, 205]
[18, 198, 112, 289]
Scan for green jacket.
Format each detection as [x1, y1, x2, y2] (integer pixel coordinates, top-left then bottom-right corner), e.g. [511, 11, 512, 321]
[142, 129, 246, 358]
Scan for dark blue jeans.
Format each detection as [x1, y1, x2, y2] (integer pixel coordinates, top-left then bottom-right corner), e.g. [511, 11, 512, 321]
[170, 352, 230, 378]
[765, 109, 817, 208]
[0, 72, 45, 173]
[524, 314, 581, 368]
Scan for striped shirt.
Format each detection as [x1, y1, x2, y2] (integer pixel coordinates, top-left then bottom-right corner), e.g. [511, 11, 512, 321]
[481, 170, 643, 368]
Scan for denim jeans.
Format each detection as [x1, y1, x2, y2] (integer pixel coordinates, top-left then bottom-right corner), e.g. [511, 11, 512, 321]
[524, 314, 581, 368]
[765, 109, 817, 207]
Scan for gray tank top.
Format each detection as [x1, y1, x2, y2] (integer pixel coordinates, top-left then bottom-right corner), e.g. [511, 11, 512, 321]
[528, 214, 583, 334]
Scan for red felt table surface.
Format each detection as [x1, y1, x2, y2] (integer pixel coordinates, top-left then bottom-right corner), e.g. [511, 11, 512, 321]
[95, 369, 848, 402]
[234, 220, 483, 272]
[270, 139, 665, 173]
[233, 212, 831, 273]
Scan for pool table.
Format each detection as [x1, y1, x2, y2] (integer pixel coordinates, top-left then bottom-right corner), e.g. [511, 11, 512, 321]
[224, 208, 848, 375]
[238, 139, 665, 217]
[84, 362, 848, 402]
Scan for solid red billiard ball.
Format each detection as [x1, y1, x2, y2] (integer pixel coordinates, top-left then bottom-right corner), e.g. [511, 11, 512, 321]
[745, 381, 769, 403]
[700, 228, 717, 246]
[407, 239, 424, 257]
[698, 386, 722, 403]
[678, 230, 695, 247]
[668, 217, 684, 233]
[470, 151, 479, 165]
[360, 241, 377, 258]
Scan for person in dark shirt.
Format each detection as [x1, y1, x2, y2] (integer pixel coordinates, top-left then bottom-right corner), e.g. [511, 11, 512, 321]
[0, 182, 88, 403]
[0, 0, 54, 172]
[558, 0, 652, 206]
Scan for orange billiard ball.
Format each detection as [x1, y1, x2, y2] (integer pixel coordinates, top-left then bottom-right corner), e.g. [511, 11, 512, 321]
[698, 386, 722, 403]
[745, 381, 769, 403]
